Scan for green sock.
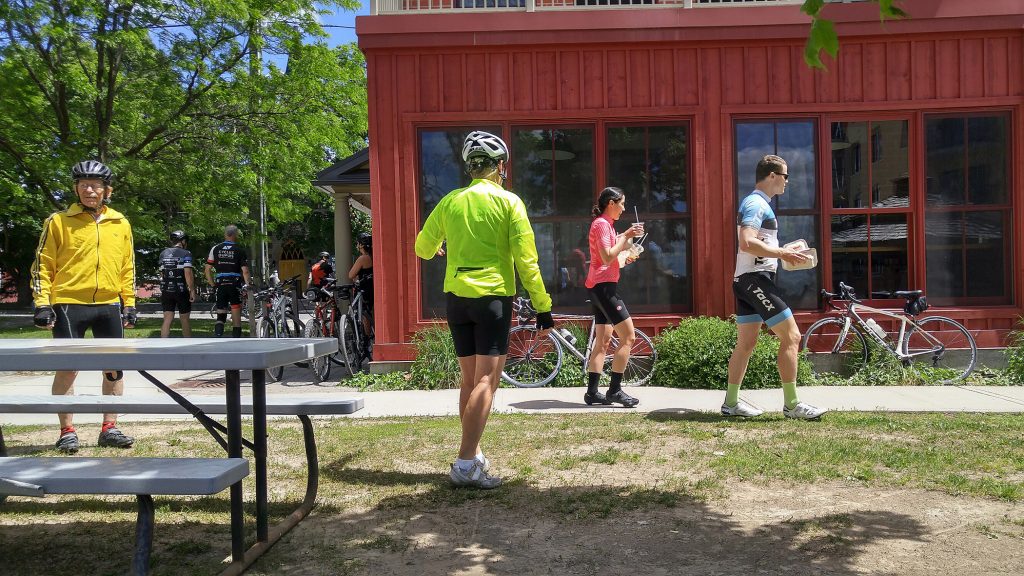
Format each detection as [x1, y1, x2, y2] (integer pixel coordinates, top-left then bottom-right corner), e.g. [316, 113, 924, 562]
[725, 383, 741, 407]
[782, 382, 799, 410]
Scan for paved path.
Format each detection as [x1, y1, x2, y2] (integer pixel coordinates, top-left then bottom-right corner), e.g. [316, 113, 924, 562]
[2, 367, 1022, 426]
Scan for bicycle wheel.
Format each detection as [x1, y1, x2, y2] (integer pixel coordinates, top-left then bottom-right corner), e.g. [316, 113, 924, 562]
[302, 321, 331, 383]
[801, 317, 869, 379]
[339, 314, 362, 377]
[259, 319, 284, 382]
[326, 316, 346, 366]
[502, 325, 563, 388]
[903, 316, 977, 384]
[602, 328, 657, 385]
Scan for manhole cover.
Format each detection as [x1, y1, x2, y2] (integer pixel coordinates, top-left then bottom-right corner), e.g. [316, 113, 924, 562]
[171, 378, 226, 389]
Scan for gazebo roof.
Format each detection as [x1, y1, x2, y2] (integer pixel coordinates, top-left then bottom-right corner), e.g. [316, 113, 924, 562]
[313, 147, 371, 211]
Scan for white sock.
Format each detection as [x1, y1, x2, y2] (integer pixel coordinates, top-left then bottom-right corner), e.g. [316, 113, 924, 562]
[475, 452, 485, 463]
[455, 457, 476, 472]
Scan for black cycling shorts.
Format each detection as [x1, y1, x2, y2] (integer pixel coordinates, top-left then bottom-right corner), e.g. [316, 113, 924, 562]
[446, 292, 513, 357]
[161, 291, 192, 314]
[215, 284, 243, 311]
[733, 271, 793, 328]
[53, 304, 123, 339]
[588, 282, 630, 326]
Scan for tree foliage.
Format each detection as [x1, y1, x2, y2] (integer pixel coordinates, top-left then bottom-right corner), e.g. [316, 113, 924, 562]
[0, 0, 367, 302]
[802, 0, 907, 69]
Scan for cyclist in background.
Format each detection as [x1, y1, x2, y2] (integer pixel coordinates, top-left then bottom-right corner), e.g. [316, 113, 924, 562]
[584, 187, 644, 408]
[159, 230, 196, 337]
[31, 160, 137, 453]
[347, 234, 373, 340]
[725, 154, 825, 420]
[205, 225, 251, 338]
[415, 130, 554, 490]
[308, 251, 334, 299]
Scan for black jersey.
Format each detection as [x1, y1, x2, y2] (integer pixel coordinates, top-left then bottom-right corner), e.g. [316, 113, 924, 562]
[159, 246, 193, 293]
[206, 241, 249, 286]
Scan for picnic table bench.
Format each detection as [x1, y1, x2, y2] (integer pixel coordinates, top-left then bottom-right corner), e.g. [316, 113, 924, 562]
[0, 457, 248, 576]
[0, 338, 359, 576]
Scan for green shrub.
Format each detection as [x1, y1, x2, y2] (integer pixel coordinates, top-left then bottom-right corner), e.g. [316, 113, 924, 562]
[408, 324, 461, 390]
[347, 370, 415, 391]
[650, 316, 813, 389]
[1005, 321, 1024, 385]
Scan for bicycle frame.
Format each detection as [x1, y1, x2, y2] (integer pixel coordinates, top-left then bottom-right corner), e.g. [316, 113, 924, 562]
[827, 299, 946, 362]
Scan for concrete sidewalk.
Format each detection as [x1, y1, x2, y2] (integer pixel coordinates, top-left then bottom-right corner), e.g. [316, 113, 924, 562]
[2, 367, 1023, 426]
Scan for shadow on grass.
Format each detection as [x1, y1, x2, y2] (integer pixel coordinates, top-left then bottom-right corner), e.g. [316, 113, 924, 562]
[646, 408, 727, 422]
[507, 399, 639, 411]
[306, 462, 929, 576]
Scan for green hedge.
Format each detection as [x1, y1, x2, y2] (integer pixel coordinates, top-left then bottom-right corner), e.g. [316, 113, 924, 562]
[650, 316, 813, 389]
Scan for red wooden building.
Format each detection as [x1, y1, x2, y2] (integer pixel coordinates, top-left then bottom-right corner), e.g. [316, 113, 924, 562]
[356, 0, 1024, 362]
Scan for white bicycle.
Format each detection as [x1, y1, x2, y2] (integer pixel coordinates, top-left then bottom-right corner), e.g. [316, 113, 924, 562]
[500, 297, 656, 388]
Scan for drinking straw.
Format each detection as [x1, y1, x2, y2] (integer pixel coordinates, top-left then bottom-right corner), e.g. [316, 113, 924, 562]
[634, 206, 639, 223]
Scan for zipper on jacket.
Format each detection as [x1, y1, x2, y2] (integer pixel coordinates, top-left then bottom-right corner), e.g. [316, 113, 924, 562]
[93, 217, 101, 302]
[454, 266, 483, 277]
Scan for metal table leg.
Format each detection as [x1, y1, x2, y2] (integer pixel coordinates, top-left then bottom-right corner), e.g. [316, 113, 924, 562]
[131, 494, 155, 576]
[225, 369, 244, 564]
[252, 368, 268, 542]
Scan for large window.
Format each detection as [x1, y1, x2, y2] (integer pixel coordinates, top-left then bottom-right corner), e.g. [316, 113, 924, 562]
[830, 120, 911, 298]
[924, 114, 1012, 305]
[606, 124, 692, 313]
[734, 120, 819, 310]
[512, 127, 595, 310]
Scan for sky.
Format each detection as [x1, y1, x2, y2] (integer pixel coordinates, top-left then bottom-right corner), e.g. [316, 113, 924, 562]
[320, 2, 370, 47]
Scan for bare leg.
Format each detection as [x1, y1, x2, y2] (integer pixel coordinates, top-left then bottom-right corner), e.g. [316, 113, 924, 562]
[160, 311, 174, 338]
[179, 313, 192, 338]
[102, 370, 124, 424]
[727, 322, 763, 386]
[52, 371, 78, 429]
[587, 324, 613, 374]
[769, 317, 802, 384]
[609, 317, 637, 373]
[457, 354, 506, 461]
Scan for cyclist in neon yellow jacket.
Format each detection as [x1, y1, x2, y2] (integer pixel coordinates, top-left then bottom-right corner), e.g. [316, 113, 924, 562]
[31, 160, 137, 454]
[416, 130, 553, 490]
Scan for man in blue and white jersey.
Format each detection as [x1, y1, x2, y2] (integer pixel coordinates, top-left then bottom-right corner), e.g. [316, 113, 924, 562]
[723, 154, 827, 421]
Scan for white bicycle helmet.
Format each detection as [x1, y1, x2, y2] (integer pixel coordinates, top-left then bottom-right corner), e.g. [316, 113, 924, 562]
[461, 131, 509, 162]
[71, 160, 113, 183]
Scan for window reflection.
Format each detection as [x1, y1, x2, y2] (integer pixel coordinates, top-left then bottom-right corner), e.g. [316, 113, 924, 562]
[607, 124, 692, 313]
[832, 121, 909, 209]
[925, 114, 1011, 304]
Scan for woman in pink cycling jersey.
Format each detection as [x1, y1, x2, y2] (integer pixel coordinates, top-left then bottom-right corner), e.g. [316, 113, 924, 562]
[584, 187, 644, 407]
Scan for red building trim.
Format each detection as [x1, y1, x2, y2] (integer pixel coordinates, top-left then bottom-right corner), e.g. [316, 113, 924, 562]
[360, 1, 1024, 361]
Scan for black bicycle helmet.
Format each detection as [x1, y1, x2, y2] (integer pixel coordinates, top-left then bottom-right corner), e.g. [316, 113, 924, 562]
[71, 160, 113, 183]
[170, 230, 188, 244]
[319, 251, 331, 260]
[461, 131, 509, 162]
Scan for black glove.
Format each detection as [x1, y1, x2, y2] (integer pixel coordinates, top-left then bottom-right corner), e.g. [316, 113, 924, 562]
[33, 306, 55, 328]
[122, 306, 138, 327]
[535, 311, 554, 331]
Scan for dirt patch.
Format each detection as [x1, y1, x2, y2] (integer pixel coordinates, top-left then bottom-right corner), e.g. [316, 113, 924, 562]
[267, 482, 1023, 576]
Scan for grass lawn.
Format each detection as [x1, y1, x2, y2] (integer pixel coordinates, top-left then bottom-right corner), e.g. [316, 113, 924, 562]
[1, 412, 1022, 575]
[0, 316, 249, 339]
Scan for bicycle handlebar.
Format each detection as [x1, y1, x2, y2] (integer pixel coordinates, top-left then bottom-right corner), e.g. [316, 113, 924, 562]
[513, 296, 537, 321]
[820, 282, 862, 308]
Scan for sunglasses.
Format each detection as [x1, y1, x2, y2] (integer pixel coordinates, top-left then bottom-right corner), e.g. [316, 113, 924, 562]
[774, 172, 789, 181]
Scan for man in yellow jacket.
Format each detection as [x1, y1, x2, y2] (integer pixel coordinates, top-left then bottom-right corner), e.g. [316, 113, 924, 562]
[31, 160, 138, 453]
[416, 130, 553, 489]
